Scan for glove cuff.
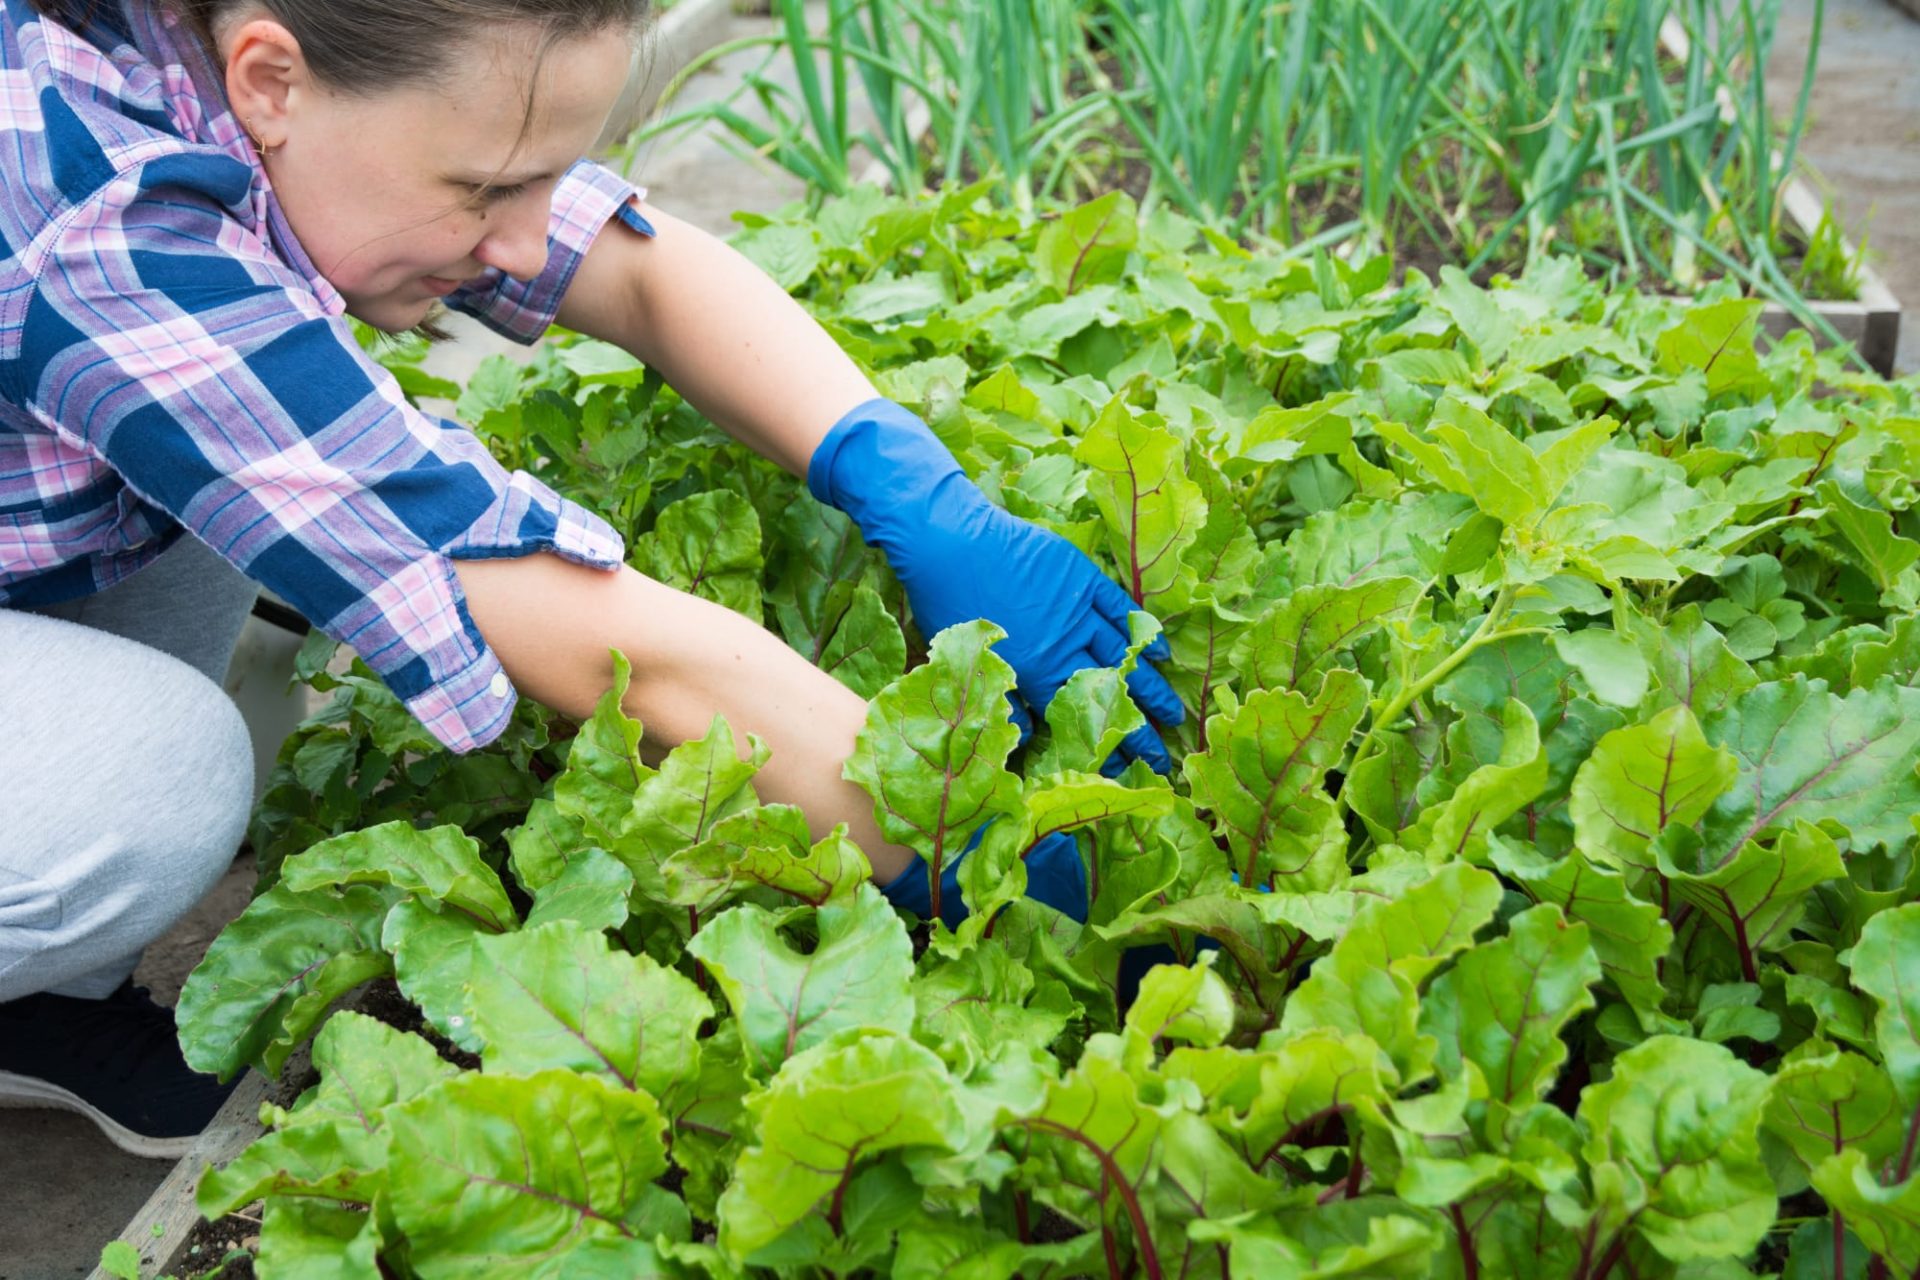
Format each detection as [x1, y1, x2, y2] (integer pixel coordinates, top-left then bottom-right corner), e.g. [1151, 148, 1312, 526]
[806, 398, 967, 529]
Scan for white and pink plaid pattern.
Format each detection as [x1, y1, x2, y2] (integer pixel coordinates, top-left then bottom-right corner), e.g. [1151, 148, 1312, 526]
[1, 0, 651, 754]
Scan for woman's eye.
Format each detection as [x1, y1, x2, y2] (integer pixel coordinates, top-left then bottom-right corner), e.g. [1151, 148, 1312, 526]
[468, 182, 530, 204]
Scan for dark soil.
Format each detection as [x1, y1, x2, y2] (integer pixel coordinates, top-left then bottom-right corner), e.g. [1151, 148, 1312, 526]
[354, 978, 482, 1071]
[175, 1212, 257, 1279]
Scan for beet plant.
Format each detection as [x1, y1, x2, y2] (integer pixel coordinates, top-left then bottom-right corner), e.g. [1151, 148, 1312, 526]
[179, 185, 1920, 1278]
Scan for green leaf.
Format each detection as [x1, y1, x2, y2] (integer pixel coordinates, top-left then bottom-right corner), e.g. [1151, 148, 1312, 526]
[1231, 577, 1423, 696]
[1813, 1150, 1920, 1273]
[198, 1012, 455, 1215]
[381, 897, 486, 1051]
[1850, 903, 1920, 1105]
[523, 845, 634, 933]
[1406, 698, 1548, 863]
[1630, 605, 1757, 720]
[687, 884, 914, 1077]
[1190, 1201, 1442, 1277]
[718, 1032, 965, 1264]
[1489, 838, 1673, 1015]
[1006, 1038, 1179, 1268]
[617, 714, 770, 904]
[1696, 677, 1920, 862]
[466, 921, 711, 1096]
[1123, 955, 1235, 1048]
[552, 651, 651, 850]
[1073, 399, 1207, 615]
[662, 807, 872, 913]
[1576, 1035, 1775, 1262]
[1182, 667, 1368, 890]
[1422, 904, 1600, 1113]
[280, 821, 516, 932]
[1279, 863, 1504, 1081]
[1552, 628, 1651, 708]
[254, 1201, 381, 1280]
[631, 489, 765, 623]
[1570, 704, 1738, 869]
[1029, 663, 1146, 776]
[176, 883, 396, 1080]
[1656, 821, 1846, 978]
[386, 1069, 678, 1279]
[1036, 191, 1138, 296]
[98, 1241, 141, 1280]
[1819, 480, 1920, 605]
[846, 620, 1022, 917]
[815, 583, 908, 699]
[1763, 1044, 1904, 1173]
[1654, 298, 1767, 399]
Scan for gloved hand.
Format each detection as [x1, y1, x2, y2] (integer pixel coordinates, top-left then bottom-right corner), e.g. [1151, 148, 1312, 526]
[879, 825, 1087, 928]
[808, 398, 1184, 774]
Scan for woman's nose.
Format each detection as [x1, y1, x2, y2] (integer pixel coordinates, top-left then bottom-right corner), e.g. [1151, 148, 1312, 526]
[473, 200, 551, 282]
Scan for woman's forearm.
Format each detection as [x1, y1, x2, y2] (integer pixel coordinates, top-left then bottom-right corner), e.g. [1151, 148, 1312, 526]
[452, 552, 913, 882]
[555, 202, 879, 478]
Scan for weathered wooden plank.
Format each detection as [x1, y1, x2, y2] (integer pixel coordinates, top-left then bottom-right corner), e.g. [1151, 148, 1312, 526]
[87, 1072, 271, 1280]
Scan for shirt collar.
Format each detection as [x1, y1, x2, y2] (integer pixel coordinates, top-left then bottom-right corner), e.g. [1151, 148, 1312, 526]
[120, 0, 346, 318]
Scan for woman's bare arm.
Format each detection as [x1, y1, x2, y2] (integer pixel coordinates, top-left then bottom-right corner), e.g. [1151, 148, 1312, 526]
[452, 552, 913, 882]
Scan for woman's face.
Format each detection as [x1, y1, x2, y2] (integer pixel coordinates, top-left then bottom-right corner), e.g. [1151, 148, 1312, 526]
[220, 19, 634, 331]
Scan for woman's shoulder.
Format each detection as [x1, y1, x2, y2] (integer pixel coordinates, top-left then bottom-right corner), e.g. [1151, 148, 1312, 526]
[2, 0, 247, 233]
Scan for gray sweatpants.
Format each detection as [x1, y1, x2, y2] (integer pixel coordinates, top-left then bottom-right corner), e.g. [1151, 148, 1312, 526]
[1, 536, 259, 1001]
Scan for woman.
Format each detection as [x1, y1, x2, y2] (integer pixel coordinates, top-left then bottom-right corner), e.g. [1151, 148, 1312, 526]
[0, 0, 1181, 1157]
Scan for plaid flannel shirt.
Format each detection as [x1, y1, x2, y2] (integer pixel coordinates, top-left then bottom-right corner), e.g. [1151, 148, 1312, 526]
[0, 0, 654, 752]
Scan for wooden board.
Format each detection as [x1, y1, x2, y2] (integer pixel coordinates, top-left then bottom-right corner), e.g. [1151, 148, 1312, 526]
[1658, 15, 1904, 375]
[87, 1071, 271, 1280]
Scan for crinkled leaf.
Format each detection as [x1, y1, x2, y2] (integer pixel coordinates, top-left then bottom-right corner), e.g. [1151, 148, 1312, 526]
[1073, 399, 1207, 615]
[1850, 903, 1920, 1105]
[1406, 698, 1548, 862]
[1182, 667, 1368, 890]
[1655, 821, 1846, 979]
[176, 883, 397, 1080]
[385, 1069, 676, 1279]
[1695, 677, 1920, 862]
[662, 807, 870, 913]
[631, 489, 764, 623]
[254, 1201, 381, 1280]
[1570, 704, 1737, 869]
[846, 620, 1022, 916]
[687, 884, 914, 1077]
[382, 897, 486, 1052]
[719, 1032, 964, 1263]
[466, 921, 711, 1096]
[523, 845, 635, 933]
[1813, 1150, 1920, 1273]
[1763, 1044, 1904, 1173]
[198, 1012, 454, 1215]
[1231, 577, 1423, 696]
[1489, 838, 1672, 1014]
[1279, 863, 1503, 1080]
[280, 820, 516, 933]
[1576, 1035, 1775, 1262]
[1422, 904, 1600, 1113]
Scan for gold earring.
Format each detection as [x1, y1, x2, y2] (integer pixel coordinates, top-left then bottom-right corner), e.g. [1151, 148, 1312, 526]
[245, 116, 273, 160]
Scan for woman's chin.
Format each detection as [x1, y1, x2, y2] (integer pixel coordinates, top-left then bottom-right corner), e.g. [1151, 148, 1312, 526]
[346, 295, 450, 338]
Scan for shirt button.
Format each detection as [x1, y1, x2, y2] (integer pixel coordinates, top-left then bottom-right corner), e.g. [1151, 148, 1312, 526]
[489, 673, 511, 698]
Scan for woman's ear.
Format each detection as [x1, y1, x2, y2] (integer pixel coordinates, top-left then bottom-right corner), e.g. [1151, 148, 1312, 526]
[220, 17, 304, 151]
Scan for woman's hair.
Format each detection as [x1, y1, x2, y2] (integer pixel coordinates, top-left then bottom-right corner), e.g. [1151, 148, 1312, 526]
[25, 2, 651, 96]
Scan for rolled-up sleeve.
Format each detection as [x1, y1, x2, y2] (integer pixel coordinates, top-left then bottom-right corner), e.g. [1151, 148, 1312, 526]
[12, 168, 626, 753]
[444, 158, 657, 344]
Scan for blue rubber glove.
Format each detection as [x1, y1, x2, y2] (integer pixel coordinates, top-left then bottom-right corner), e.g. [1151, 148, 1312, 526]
[808, 398, 1184, 773]
[879, 826, 1088, 928]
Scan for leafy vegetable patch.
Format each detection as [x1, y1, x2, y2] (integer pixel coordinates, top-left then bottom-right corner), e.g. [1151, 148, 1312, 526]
[190, 187, 1920, 1278]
